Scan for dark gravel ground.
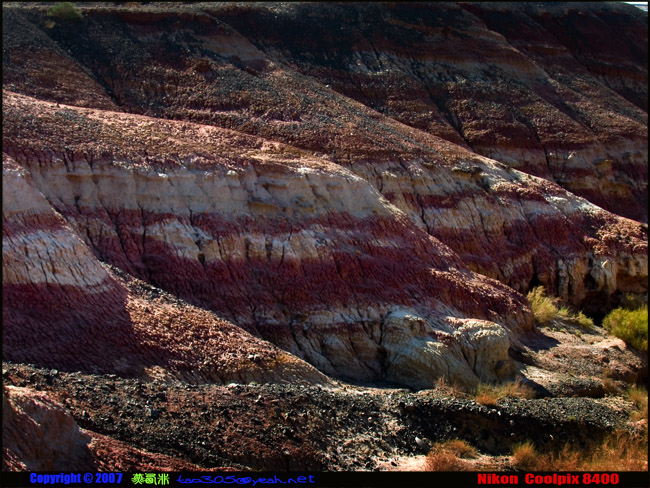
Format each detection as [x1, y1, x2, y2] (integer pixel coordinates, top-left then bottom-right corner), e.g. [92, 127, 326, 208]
[2, 362, 634, 471]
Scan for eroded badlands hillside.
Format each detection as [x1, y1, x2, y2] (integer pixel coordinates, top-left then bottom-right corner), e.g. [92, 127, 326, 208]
[2, 1, 648, 472]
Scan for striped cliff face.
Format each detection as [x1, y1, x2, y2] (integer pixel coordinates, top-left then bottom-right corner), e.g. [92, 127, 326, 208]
[5, 3, 645, 220]
[2, 87, 646, 389]
[2, 148, 330, 386]
[1, 2, 647, 391]
[2, 3, 648, 473]
[2, 93, 530, 389]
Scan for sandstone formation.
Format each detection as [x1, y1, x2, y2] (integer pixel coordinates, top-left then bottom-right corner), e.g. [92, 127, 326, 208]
[2, 1, 647, 473]
[3, 2, 646, 306]
[2, 385, 94, 471]
[3, 92, 536, 390]
[3, 151, 328, 385]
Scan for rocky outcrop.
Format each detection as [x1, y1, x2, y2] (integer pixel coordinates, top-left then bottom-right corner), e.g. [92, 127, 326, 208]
[2, 385, 94, 471]
[2, 383, 220, 471]
[3, 363, 640, 471]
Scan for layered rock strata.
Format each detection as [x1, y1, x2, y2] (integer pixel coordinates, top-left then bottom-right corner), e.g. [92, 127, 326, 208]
[3, 92, 534, 389]
[3, 3, 646, 222]
[3, 89, 647, 388]
[214, 2, 648, 221]
[2, 2, 648, 472]
[3, 152, 328, 385]
[2, 3, 646, 305]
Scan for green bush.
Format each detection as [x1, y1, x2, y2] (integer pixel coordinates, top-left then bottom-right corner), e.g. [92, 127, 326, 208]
[47, 2, 82, 21]
[603, 306, 648, 352]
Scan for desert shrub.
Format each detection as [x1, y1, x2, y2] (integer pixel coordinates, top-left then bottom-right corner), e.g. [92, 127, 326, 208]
[510, 432, 647, 471]
[474, 379, 535, 406]
[47, 2, 82, 21]
[434, 376, 466, 397]
[527, 286, 558, 325]
[475, 383, 500, 406]
[627, 385, 648, 422]
[528, 287, 594, 329]
[425, 439, 477, 471]
[425, 450, 468, 470]
[602, 306, 648, 352]
[511, 441, 539, 470]
[440, 439, 478, 459]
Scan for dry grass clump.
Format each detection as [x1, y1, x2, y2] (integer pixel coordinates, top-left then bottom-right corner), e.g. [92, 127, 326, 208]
[585, 432, 647, 471]
[425, 439, 477, 471]
[434, 377, 466, 397]
[511, 441, 539, 470]
[627, 385, 648, 422]
[442, 439, 479, 459]
[474, 380, 536, 406]
[510, 432, 647, 471]
[601, 376, 624, 395]
[602, 305, 648, 352]
[527, 286, 594, 329]
[425, 450, 468, 471]
[527, 286, 558, 325]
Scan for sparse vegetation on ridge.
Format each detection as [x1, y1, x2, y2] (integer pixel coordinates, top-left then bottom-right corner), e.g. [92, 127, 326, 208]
[474, 380, 536, 406]
[46, 2, 82, 22]
[509, 432, 647, 471]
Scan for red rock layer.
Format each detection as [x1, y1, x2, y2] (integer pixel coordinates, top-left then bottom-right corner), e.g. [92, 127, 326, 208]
[3, 3, 646, 222]
[3, 90, 647, 389]
[2, 3, 648, 389]
[4, 90, 646, 312]
[2, 385, 95, 471]
[3, 153, 328, 386]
